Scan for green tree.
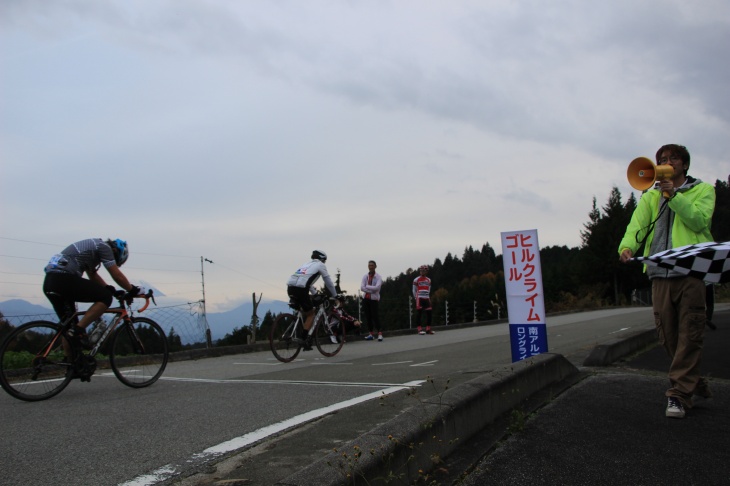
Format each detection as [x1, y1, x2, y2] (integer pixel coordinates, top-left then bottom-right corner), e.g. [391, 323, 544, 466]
[167, 326, 183, 353]
[0, 312, 13, 344]
[217, 325, 251, 347]
[257, 310, 276, 341]
[577, 187, 645, 305]
[711, 179, 729, 241]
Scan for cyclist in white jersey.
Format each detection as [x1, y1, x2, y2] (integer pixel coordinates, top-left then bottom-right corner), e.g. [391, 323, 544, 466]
[43, 238, 144, 347]
[287, 250, 337, 346]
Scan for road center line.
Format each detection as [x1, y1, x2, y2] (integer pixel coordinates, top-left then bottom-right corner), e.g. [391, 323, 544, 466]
[411, 360, 439, 367]
[120, 379, 426, 486]
[609, 327, 631, 334]
[158, 376, 418, 388]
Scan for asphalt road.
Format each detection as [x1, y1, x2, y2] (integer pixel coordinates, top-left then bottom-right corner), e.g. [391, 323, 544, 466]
[1, 307, 657, 485]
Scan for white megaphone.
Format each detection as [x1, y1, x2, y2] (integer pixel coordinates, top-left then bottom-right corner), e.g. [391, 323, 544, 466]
[627, 156, 674, 198]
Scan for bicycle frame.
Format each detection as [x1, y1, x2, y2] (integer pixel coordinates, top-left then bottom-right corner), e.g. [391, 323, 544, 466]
[0, 288, 170, 401]
[269, 293, 346, 363]
[293, 300, 329, 339]
[48, 292, 154, 360]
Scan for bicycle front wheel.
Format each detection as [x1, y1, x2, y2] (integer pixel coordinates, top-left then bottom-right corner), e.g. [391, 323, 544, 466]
[270, 313, 301, 363]
[110, 317, 168, 388]
[315, 312, 345, 357]
[0, 320, 72, 401]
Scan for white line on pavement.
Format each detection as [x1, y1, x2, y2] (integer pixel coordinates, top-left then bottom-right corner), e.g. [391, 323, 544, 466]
[157, 375, 419, 388]
[120, 379, 426, 486]
[411, 360, 438, 367]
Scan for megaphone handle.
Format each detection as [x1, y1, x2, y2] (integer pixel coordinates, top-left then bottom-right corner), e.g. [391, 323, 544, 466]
[662, 190, 673, 199]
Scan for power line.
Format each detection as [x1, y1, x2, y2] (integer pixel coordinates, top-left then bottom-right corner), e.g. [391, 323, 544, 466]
[0, 237, 60, 246]
[0, 255, 46, 261]
[213, 262, 281, 290]
[0, 236, 199, 259]
[124, 266, 198, 273]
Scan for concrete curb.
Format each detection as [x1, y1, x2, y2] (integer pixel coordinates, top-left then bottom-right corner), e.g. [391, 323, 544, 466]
[277, 353, 580, 486]
[582, 327, 657, 367]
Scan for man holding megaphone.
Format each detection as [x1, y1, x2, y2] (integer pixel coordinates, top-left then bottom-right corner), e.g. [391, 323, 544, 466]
[618, 144, 715, 420]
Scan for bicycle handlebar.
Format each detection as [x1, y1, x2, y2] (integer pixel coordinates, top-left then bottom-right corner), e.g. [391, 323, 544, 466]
[113, 289, 156, 312]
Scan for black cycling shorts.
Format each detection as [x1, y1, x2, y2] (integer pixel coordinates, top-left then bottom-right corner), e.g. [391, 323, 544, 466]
[43, 272, 114, 321]
[287, 286, 313, 312]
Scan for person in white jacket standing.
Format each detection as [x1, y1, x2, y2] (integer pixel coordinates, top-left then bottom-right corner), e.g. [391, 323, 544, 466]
[360, 260, 383, 341]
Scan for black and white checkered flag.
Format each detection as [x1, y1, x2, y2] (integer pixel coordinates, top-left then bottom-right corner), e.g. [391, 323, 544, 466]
[633, 241, 730, 283]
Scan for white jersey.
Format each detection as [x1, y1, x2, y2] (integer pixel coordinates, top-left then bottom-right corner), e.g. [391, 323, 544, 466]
[287, 259, 337, 296]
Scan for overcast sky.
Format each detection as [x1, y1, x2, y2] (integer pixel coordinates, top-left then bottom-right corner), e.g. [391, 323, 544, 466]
[1, 0, 728, 311]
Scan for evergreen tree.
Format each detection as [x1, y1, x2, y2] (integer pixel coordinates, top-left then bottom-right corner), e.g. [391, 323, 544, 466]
[167, 326, 183, 353]
[256, 310, 275, 341]
[576, 187, 646, 305]
[217, 325, 251, 347]
[0, 312, 12, 344]
[711, 179, 729, 241]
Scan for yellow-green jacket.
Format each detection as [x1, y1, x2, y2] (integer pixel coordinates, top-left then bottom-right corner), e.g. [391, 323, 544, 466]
[618, 178, 715, 267]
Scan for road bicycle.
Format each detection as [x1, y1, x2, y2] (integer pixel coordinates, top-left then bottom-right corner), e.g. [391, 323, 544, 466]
[0, 289, 168, 402]
[269, 293, 345, 362]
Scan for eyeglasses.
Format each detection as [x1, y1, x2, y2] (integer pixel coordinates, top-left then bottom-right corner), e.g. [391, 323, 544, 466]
[658, 156, 682, 164]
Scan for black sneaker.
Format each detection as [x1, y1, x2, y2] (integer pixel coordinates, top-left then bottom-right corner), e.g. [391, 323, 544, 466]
[294, 327, 312, 351]
[302, 337, 313, 351]
[67, 327, 92, 350]
[665, 397, 685, 419]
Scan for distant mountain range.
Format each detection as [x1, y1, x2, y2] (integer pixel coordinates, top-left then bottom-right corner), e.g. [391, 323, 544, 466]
[205, 300, 291, 338]
[0, 299, 54, 316]
[0, 298, 292, 341]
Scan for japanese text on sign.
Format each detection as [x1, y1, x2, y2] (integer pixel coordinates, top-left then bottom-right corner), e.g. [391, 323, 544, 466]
[501, 230, 545, 324]
[501, 229, 549, 361]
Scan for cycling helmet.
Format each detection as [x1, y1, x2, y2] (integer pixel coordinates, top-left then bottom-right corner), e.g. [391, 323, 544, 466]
[110, 238, 129, 266]
[311, 250, 327, 262]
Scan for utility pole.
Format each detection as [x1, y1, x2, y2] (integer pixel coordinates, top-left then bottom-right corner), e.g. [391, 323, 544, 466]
[201, 256, 214, 347]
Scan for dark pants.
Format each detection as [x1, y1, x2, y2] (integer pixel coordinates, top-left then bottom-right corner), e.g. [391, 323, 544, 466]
[43, 272, 113, 323]
[652, 276, 706, 407]
[706, 284, 714, 322]
[362, 298, 380, 334]
[287, 286, 313, 312]
[416, 298, 432, 327]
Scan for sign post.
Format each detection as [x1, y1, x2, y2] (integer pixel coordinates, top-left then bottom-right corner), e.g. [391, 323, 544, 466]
[501, 229, 548, 362]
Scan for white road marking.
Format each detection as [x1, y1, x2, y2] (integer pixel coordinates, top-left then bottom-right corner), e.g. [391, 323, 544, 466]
[157, 375, 417, 388]
[411, 360, 438, 367]
[119, 379, 426, 486]
[233, 362, 282, 366]
[372, 360, 414, 366]
[609, 327, 631, 334]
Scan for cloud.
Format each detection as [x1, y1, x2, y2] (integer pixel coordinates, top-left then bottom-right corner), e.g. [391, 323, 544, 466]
[1, 0, 728, 310]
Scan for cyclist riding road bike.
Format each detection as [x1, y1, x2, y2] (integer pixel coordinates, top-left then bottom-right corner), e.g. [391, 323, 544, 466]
[286, 250, 338, 350]
[43, 238, 145, 349]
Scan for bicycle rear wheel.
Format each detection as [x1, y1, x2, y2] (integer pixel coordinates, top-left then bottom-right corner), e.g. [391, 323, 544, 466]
[110, 317, 168, 388]
[270, 313, 301, 363]
[0, 320, 72, 401]
[315, 312, 345, 357]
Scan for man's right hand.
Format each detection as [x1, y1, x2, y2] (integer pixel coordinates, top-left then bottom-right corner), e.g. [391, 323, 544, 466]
[619, 249, 633, 263]
[128, 285, 148, 297]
